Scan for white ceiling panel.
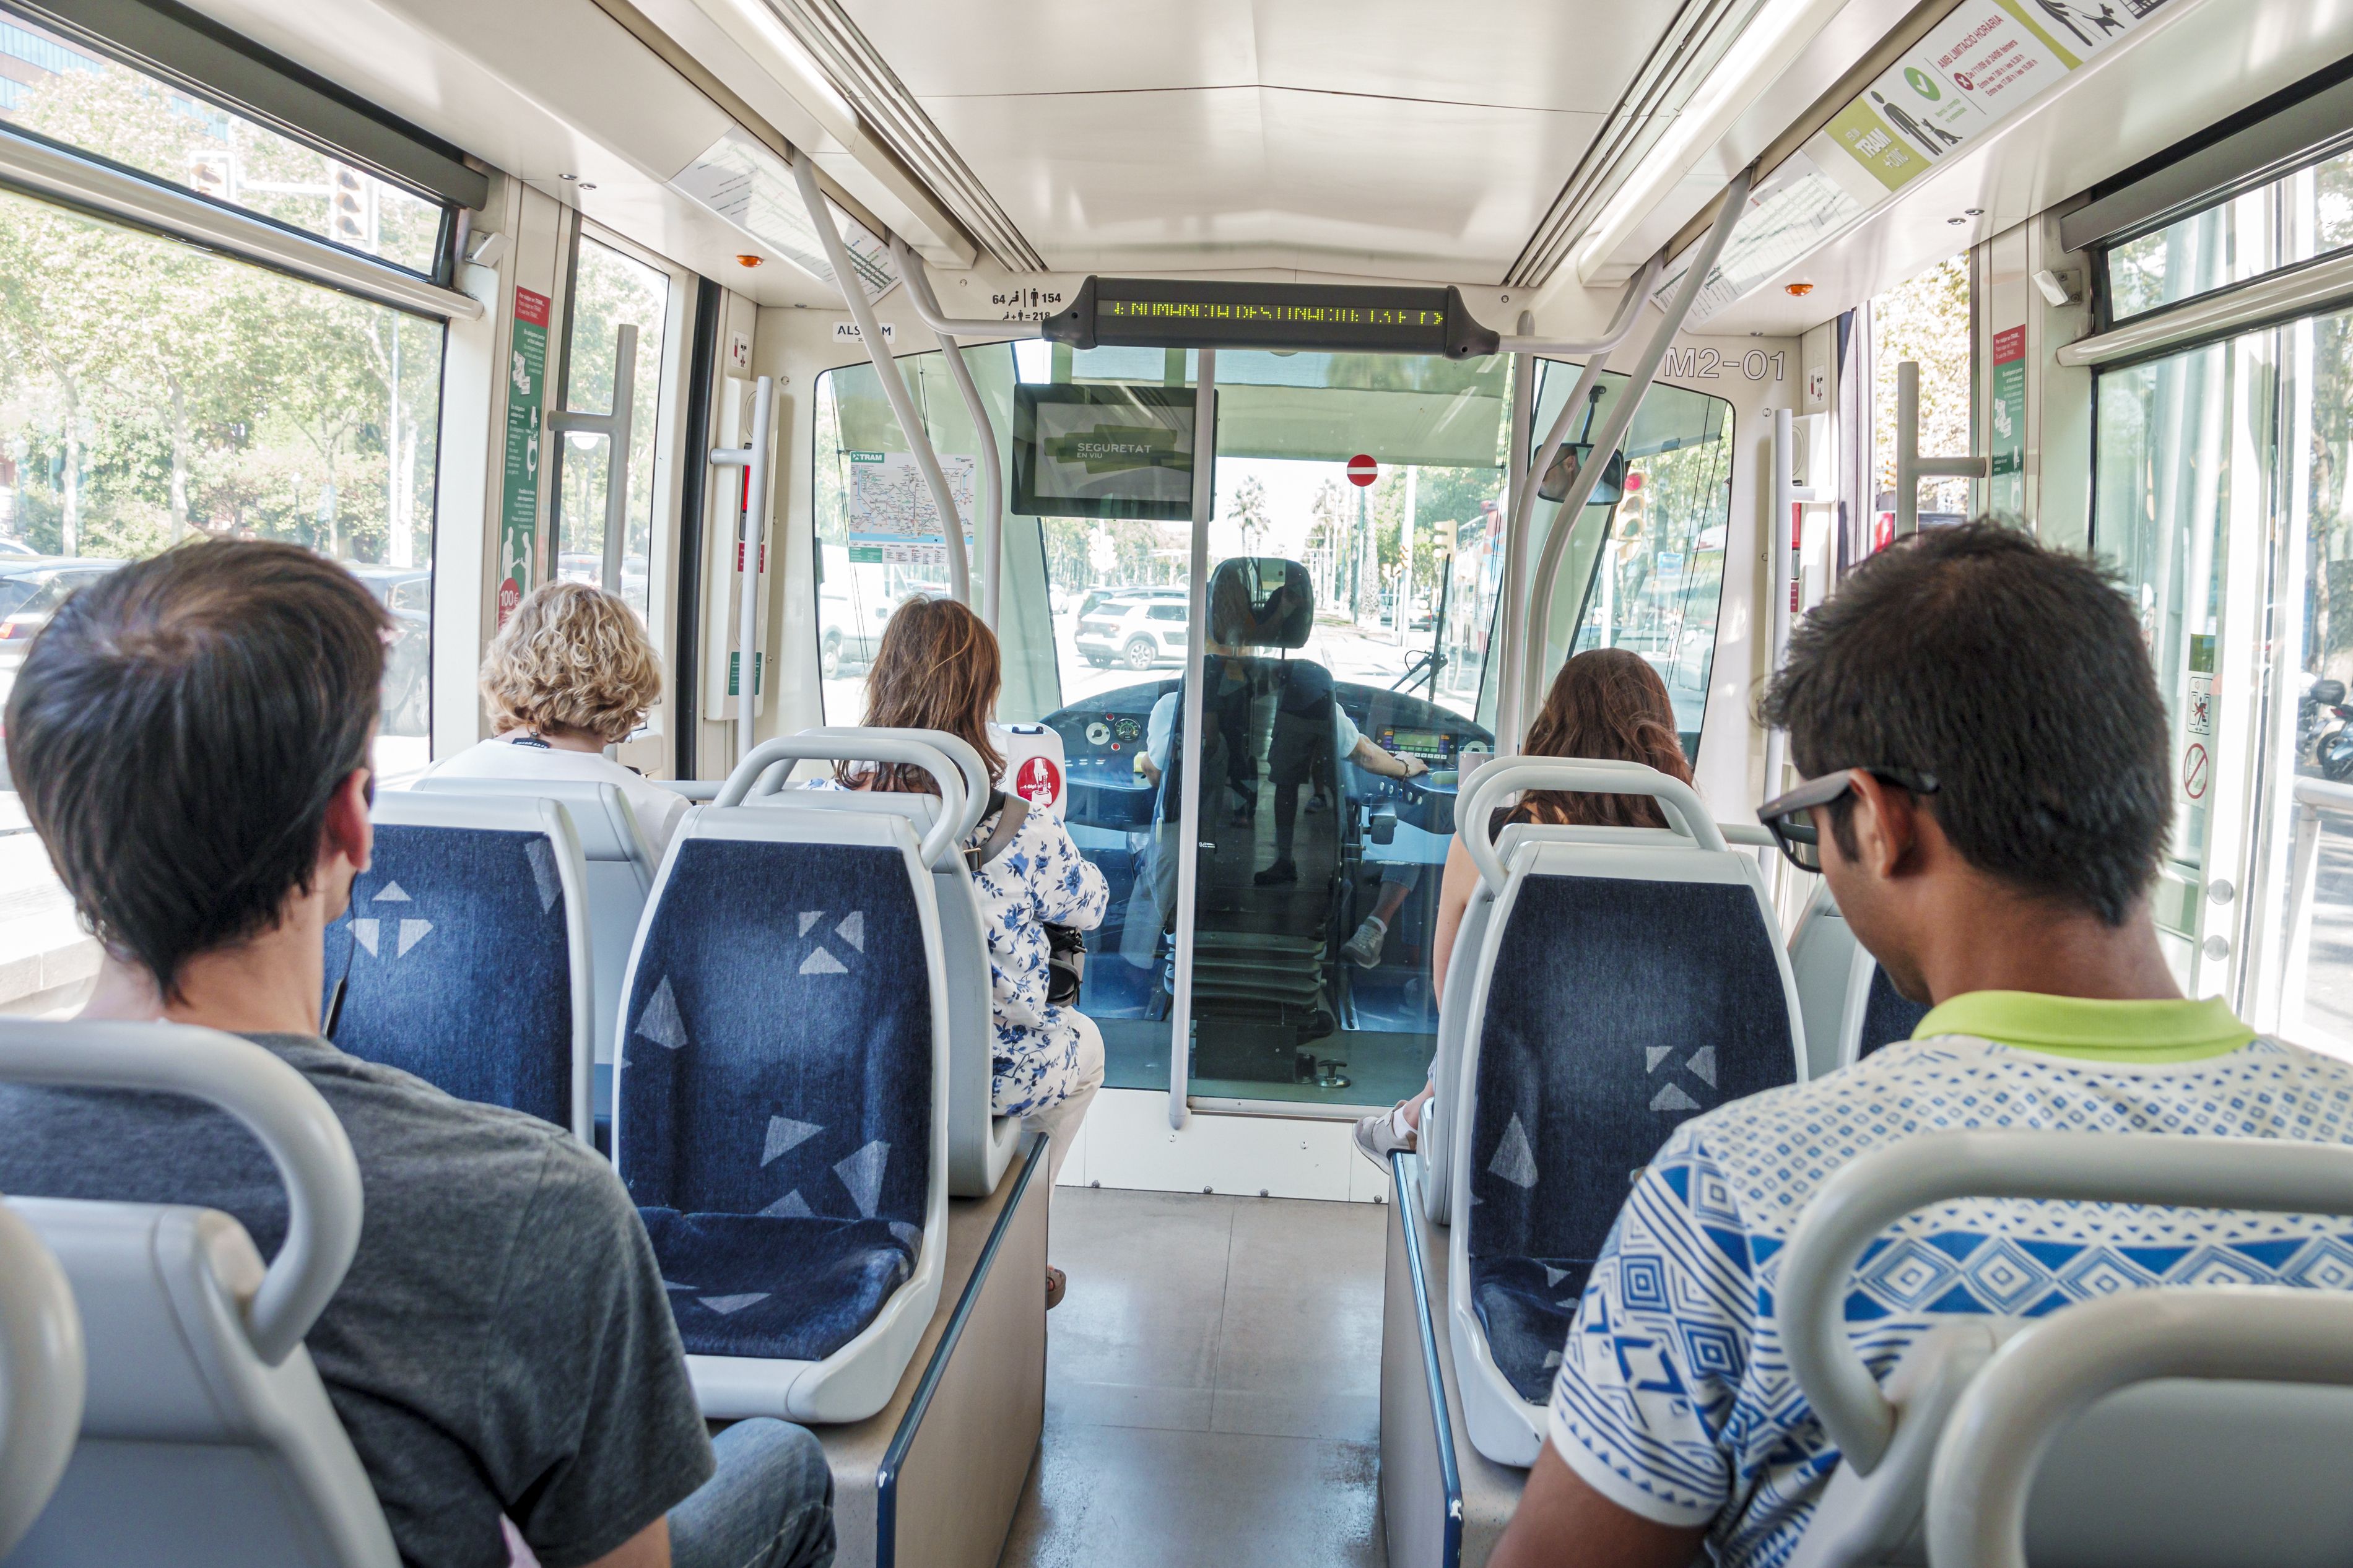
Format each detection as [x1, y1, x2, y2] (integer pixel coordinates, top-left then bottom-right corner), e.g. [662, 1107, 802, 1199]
[833, 0, 1262, 96]
[925, 85, 1609, 278]
[1246, 0, 1681, 114]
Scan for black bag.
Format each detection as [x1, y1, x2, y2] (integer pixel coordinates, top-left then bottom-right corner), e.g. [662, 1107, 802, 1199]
[967, 790, 1087, 1008]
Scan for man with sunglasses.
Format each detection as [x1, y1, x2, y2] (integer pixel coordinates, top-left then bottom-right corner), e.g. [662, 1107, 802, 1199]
[1494, 522, 2353, 1568]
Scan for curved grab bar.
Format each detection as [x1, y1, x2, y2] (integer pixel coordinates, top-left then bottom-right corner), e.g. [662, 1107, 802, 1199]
[715, 734, 969, 869]
[1459, 759, 1723, 891]
[798, 726, 992, 841]
[891, 239, 1007, 626]
[0, 1022, 363, 1367]
[1926, 1287, 2353, 1568]
[1778, 1133, 2353, 1476]
[0, 1202, 81, 1558]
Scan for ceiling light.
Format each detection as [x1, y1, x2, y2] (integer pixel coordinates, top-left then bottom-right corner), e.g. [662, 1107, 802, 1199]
[558, 173, 578, 181]
[737, 254, 764, 267]
[1786, 282, 1814, 296]
[1573, 0, 1854, 283]
[1949, 217, 1967, 225]
[1964, 207, 1984, 215]
[577, 183, 597, 191]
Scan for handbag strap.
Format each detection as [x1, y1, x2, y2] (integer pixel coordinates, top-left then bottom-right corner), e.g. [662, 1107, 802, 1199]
[965, 789, 1029, 875]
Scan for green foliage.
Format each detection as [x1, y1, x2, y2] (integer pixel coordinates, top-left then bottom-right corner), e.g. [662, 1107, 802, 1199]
[1872, 253, 1972, 513]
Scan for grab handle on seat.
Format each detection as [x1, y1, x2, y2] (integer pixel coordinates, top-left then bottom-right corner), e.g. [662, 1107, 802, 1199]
[0, 1022, 363, 1367]
[1926, 1286, 2353, 1568]
[715, 734, 970, 869]
[0, 1202, 82, 1558]
[798, 726, 991, 841]
[1459, 759, 1722, 891]
[1778, 1132, 2353, 1475]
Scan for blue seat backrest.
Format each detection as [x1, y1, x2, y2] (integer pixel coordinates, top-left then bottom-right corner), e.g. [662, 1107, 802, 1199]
[1467, 872, 1797, 1275]
[1856, 964, 1929, 1060]
[326, 824, 574, 1128]
[615, 836, 931, 1232]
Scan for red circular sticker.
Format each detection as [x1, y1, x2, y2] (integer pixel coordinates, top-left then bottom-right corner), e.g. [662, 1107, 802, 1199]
[497, 577, 522, 626]
[1014, 753, 1063, 808]
[1346, 454, 1377, 487]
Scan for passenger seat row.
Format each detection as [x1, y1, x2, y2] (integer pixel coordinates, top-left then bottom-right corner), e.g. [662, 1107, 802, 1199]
[320, 729, 1029, 1426]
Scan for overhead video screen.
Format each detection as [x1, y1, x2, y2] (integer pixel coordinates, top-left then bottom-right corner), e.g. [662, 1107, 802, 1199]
[1012, 384, 1204, 521]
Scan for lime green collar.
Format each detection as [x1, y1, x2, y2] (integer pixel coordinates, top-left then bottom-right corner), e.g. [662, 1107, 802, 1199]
[1912, 990, 2256, 1063]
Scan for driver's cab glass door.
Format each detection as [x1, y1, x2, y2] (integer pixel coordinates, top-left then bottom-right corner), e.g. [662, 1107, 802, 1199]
[1030, 343, 1511, 1113]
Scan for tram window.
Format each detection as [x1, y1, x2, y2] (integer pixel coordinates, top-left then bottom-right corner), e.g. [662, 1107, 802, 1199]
[552, 235, 669, 623]
[0, 9, 446, 275]
[1872, 253, 1973, 522]
[2102, 149, 2353, 326]
[0, 184, 443, 781]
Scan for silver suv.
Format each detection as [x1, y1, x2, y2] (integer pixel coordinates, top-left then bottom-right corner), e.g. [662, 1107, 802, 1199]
[1075, 591, 1189, 670]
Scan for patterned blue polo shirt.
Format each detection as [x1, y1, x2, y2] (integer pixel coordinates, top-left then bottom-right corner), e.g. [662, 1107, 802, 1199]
[1545, 992, 2353, 1567]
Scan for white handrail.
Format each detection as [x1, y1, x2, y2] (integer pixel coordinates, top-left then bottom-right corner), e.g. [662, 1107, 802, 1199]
[791, 152, 972, 607]
[1168, 347, 1219, 1133]
[0, 1202, 80, 1559]
[1894, 360, 1990, 536]
[1518, 169, 1753, 745]
[0, 1023, 363, 1367]
[892, 238, 1005, 622]
[1778, 1132, 2353, 1475]
[1494, 261, 1666, 356]
[1458, 759, 1723, 891]
[892, 272, 1046, 342]
[713, 734, 970, 869]
[708, 374, 776, 769]
[797, 726, 991, 839]
[1926, 1287, 2353, 1568]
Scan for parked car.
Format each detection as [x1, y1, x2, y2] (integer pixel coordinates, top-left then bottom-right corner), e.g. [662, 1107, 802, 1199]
[346, 564, 431, 737]
[1076, 594, 1191, 669]
[0, 559, 127, 654]
[1076, 585, 1184, 623]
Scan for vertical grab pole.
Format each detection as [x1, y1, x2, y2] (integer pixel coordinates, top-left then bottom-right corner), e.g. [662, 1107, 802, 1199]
[1521, 168, 1755, 722]
[1508, 254, 1664, 729]
[1168, 348, 1217, 1132]
[1765, 407, 1799, 894]
[791, 152, 972, 604]
[893, 237, 1004, 622]
[1495, 312, 1537, 754]
[1896, 359, 1921, 538]
[737, 375, 775, 767]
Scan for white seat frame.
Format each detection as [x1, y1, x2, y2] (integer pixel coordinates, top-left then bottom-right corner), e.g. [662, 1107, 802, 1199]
[616, 752, 955, 1424]
[1438, 761, 1806, 1467]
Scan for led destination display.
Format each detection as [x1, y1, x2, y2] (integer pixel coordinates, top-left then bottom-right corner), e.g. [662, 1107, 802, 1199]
[1041, 277, 1502, 358]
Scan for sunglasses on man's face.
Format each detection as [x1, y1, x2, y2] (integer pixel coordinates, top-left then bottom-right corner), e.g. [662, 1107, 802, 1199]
[1755, 768, 1941, 872]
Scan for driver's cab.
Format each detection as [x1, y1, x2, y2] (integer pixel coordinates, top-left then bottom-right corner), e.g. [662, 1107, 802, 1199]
[1045, 557, 1493, 1107]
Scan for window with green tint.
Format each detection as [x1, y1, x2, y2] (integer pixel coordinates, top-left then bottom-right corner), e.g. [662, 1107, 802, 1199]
[553, 236, 669, 622]
[0, 9, 445, 274]
[2102, 146, 2353, 327]
[1524, 363, 1735, 753]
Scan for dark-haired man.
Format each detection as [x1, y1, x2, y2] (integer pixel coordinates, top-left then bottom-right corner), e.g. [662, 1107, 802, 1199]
[1492, 523, 2353, 1568]
[0, 542, 834, 1568]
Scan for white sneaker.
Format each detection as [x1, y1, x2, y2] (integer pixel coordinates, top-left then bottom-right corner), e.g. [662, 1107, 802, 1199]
[1352, 1111, 1415, 1170]
[1341, 915, 1388, 969]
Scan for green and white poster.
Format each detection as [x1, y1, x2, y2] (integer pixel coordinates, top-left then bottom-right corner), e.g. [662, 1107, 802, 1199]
[498, 287, 550, 626]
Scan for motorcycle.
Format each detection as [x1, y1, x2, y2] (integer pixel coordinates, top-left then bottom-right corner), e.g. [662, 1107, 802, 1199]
[2305, 677, 2353, 779]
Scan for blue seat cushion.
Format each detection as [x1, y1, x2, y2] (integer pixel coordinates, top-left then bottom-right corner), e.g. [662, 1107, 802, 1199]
[640, 1208, 918, 1362]
[327, 825, 575, 1127]
[1469, 1255, 1594, 1403]
[1857, 965, 1930, 1060]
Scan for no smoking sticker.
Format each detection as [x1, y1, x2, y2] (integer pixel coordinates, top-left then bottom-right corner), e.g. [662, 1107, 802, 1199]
[2183, 743, 2209, 801]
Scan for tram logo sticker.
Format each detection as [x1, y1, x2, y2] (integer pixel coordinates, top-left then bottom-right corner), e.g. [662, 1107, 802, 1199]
[1013, 754, 1063, 810]
[2183, 743, 2209, 801]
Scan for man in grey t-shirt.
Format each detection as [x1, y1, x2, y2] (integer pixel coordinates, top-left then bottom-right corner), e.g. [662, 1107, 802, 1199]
[0, 542, 832, 1568]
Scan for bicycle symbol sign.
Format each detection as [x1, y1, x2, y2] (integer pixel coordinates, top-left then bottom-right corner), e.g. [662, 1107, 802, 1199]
[2183, 743, 2209, 801]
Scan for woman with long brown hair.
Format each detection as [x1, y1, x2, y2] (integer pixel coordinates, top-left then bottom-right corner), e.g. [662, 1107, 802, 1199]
[1351, 646, 1696, 1166]
[816, 596, 1108, 1306]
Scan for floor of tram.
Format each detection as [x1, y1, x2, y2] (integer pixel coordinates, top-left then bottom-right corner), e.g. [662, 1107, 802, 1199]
[998, 1186, 1388, 1567]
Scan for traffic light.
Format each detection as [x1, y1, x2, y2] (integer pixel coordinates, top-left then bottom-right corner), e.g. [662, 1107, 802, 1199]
[329, 163, 370, 249]
[1433, 519, 1457, 556]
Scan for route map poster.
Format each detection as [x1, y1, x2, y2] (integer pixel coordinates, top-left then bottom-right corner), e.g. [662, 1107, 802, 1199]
[498, 287, 549, 626]
[846, 451, 976, 570]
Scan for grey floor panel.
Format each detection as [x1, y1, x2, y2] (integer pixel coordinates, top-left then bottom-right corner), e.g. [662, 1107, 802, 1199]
[1003, 1187, 1389, 1567]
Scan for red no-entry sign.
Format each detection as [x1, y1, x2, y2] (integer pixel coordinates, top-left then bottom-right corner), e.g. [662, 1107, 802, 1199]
[1346, 454, 1377, 487]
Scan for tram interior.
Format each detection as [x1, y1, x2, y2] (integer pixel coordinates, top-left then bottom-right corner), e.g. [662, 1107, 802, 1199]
[4, 0, 2353, 1564]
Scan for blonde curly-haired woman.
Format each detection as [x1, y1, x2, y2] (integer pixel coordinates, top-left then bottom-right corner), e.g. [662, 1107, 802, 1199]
[428, 579, 688, 854]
